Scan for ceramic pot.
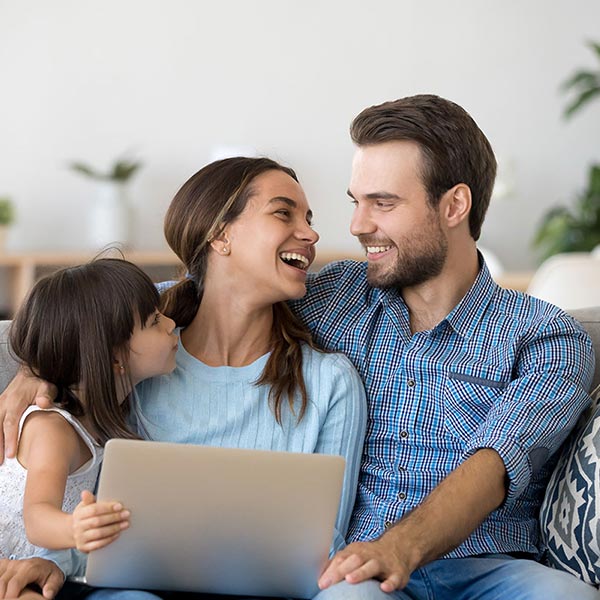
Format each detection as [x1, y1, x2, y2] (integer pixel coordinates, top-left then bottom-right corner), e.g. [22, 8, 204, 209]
[88, 182, 132, 249]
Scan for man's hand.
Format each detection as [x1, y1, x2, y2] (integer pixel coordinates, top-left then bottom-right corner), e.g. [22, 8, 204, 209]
[318, 536, 413, 593]
[0, 368, 57, 463]
[72, 491, 130, 553]
[0, 558, 64, 600]
[319, 449, 507, 593]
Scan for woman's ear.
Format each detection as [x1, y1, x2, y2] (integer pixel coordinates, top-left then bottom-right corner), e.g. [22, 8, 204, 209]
[208, 223, 231, 255]
[209, 232, 231, 255]
[442, 183, 472, 229]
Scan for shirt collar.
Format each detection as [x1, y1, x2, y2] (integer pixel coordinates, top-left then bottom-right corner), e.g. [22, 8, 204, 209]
[372, 252, 499, 338]
[443, 253, 499, 338]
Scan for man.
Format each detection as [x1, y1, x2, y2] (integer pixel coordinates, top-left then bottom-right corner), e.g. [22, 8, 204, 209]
[1, 95, 597, 599]
[288, 94, 597, 598]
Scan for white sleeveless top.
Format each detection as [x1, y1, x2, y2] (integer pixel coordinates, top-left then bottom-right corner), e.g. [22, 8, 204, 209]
[0, 406, 103, 559]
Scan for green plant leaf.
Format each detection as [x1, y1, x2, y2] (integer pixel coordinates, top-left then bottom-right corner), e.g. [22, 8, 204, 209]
[111, 160, 142, 182]
[69, 162, 104, 180]
[564, 86, 600, 119]
[0, 197, 15, 225]
[561, 70, 599, 92]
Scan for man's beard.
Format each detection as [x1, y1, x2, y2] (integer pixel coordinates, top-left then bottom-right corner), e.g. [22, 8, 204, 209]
[364, 219, 448, 290]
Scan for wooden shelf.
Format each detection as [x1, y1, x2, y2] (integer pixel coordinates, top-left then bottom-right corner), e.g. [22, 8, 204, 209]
[0, 250, 363, 316]
[0, 251, 184, 316]
[0, 250, 533, 316]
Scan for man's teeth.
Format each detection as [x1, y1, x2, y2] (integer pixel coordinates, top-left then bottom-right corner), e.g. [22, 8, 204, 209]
[280, 252, 309, 268]
[366, 246, 392, 254]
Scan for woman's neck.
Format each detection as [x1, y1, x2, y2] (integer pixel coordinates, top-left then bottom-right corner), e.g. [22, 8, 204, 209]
[181, 291, 274, 367]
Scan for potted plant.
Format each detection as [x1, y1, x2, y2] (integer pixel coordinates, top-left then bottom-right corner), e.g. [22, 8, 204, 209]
[0, 197, 15, 251]
[69, 155, 143, 249]
[534, 42, 600, 261]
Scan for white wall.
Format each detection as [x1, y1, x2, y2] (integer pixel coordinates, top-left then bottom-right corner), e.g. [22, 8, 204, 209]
[1, 0, 599, 270]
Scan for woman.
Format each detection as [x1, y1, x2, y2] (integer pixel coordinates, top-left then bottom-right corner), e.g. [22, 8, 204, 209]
[138, 157, 365, 552]
[1, 157, 367, 600]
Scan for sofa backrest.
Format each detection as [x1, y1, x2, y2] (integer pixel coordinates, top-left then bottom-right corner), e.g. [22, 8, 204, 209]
[0, 321, 16, 394]
[2, 308, 600, 393]
[568, 307, 600, 391]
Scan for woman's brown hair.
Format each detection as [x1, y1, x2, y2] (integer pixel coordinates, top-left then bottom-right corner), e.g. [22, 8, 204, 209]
[161, 156, 317, 423]
[9, 258, 160, 445]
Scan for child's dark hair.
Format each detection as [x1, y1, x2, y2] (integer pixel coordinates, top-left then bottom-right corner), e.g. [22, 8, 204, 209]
[9, 258, 159, 445]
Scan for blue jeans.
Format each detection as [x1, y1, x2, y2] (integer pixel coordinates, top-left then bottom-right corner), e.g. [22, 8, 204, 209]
[312, 554, 600, 600]
[60, 586, 280, 600]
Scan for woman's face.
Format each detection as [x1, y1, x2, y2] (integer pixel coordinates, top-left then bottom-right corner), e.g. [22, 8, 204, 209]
[216, 169, 319, 305]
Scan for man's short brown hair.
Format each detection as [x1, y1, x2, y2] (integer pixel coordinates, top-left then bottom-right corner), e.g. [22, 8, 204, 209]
[350, 94, 497, 240]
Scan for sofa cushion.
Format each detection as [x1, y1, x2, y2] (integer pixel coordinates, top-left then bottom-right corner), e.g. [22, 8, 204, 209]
[540, 385, 600, 586]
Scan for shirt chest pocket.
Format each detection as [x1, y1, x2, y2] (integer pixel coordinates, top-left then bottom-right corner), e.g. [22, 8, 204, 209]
[443, 370, 509, 442]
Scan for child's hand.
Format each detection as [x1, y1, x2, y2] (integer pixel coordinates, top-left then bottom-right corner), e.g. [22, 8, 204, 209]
[72, 490, 130, 553]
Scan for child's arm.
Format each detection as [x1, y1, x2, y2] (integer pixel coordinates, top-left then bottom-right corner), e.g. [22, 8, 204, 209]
[19, 411, 128, 551]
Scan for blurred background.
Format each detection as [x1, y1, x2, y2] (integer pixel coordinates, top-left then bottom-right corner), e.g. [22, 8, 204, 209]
[1, 0, 599, 314]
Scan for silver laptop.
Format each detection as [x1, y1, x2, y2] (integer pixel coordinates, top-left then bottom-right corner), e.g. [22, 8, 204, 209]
[83, 439, 345, 598]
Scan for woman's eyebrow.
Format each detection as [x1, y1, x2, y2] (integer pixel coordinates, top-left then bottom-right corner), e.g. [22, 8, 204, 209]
[269, 197, 313, 220]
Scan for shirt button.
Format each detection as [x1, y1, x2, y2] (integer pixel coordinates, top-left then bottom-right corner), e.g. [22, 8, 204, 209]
[407, 378, 416, 387]
[398, 492, 406, 500]
[400, 430, 409, 439]
[385, 520, 393, 529]
[398, 465, 406, 471]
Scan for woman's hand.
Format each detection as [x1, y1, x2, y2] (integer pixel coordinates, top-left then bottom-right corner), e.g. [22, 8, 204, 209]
[0, 368, 57, 463]
[72, 491, 130, 553]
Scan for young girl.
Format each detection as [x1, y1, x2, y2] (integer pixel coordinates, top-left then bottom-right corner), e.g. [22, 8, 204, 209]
[0, 258, 177, 566]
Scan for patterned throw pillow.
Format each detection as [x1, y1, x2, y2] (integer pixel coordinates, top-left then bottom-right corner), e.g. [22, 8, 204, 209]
[540, 386, 600, 586]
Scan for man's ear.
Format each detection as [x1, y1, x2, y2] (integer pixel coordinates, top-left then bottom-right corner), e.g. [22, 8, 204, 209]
[442, 183, 471, 229]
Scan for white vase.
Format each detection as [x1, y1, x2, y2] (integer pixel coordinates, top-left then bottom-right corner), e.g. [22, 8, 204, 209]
[88, 181, 132, 249]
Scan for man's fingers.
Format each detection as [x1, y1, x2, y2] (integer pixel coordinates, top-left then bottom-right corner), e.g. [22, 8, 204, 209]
[2, 412, 18, 461]
[34, 384, 56, 409]
[380, 572, 405, 592]
[318, 552, 365, 589]
[40, 565, 65, 600]
[345, 558, 381, 584]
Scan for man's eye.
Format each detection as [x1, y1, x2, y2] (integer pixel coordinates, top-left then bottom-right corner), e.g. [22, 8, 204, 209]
[275, 209, 290, 218]
[153, 313, 161, 326]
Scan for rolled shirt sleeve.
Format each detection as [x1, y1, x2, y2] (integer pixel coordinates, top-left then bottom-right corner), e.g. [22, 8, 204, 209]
[463, 313, 594, 503]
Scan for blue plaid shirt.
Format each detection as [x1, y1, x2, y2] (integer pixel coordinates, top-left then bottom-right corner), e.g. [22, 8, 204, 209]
[291, 259, 594, 557]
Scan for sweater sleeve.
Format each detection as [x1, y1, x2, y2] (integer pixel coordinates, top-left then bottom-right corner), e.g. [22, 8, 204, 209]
[313, 352, 367, 554]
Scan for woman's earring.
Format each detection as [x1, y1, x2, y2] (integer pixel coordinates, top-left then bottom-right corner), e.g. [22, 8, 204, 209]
[222, 246, 230, 255]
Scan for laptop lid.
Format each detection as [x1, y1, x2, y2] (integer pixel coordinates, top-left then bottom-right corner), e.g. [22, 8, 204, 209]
[84, 439, 345, 599]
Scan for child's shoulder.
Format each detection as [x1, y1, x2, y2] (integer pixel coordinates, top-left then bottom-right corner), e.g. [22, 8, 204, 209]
[19, 408, 85, 464]
[21, 406, 77, 434]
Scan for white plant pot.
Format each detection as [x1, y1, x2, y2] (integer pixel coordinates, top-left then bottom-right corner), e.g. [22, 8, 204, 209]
[88, 182, 132, 249]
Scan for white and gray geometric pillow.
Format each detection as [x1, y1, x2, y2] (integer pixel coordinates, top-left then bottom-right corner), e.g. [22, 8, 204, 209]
[540, 386, 600, 587]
